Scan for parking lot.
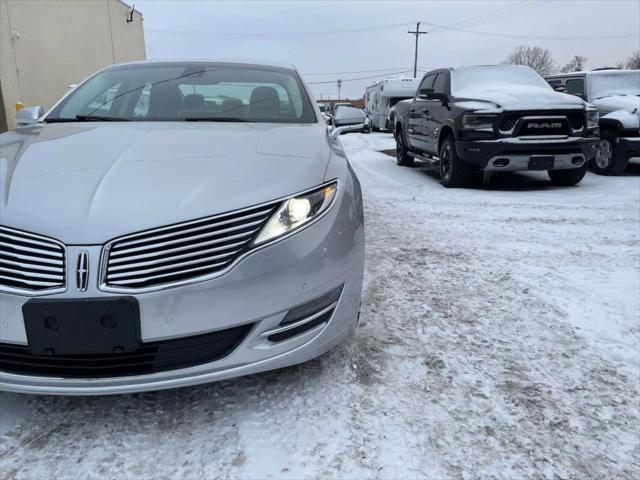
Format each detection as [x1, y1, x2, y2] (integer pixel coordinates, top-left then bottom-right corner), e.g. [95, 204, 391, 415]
[1, 132, 638, 479]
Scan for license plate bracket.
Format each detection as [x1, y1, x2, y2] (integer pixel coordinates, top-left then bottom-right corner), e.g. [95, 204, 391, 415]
[528, 155, 555, 170]
[22, 297, 141, 356]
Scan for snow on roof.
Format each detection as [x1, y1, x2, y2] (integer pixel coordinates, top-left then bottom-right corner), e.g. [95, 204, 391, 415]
[547, 69, 639, 78]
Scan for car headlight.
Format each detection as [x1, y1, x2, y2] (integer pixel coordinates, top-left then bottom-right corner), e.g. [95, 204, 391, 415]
[252, 181, 338, 245]
[587, 110, 599, 129]
[461, 113, 497, 130]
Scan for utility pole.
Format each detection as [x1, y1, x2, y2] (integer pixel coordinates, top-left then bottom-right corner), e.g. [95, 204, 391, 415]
[408, 21, 427, 78]
[337, 79, 342, 100]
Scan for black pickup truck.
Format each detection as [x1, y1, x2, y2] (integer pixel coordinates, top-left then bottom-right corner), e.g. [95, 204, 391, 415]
[393, 65, 600, 187]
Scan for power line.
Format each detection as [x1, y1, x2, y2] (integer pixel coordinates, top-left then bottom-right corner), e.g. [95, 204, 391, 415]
[445, 2, 544, 30]
[306, 70, 412, 85]
[303, 66, 414, 76]
[424, 21, 638, 40]
[146, 22, 413, 37]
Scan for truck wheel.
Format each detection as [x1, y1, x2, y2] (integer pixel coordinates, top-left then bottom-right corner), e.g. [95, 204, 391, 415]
[439, 135, 471, 188]
[591, 131, 628, 175]
[395, 129, 414, 167]
[548, 164, 588, 186]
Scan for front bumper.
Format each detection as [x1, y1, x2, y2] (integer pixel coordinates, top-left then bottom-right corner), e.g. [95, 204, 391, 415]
[0, 180, 365, 395]
[456, 136, 599, 171]
[618, 136, 640, 159]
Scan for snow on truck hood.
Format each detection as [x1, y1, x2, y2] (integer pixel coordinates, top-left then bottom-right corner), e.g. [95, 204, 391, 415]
[592, 95, 640, 115]
[0, 122, 330, 244]
[454, 85, 586, 111]
[593, 96, 640, 130]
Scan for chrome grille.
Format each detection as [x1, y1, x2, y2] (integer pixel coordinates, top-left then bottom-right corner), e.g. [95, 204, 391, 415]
[0, 226, 66, 294]
[102, 203, 279, 291]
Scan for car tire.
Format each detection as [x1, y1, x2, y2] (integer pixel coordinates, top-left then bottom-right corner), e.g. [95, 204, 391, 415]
[395, 128, 414, 167]
[548, 164, 588, 186]
[590, 130, 628, 175]
[439, 135, 471, 188]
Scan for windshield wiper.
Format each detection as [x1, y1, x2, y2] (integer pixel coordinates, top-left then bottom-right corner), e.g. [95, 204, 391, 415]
[75, 114, 130, 122]
[184, 117, 248, 122]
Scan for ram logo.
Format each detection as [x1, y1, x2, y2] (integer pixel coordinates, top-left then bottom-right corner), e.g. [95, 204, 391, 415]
[528, 122, 563, 129]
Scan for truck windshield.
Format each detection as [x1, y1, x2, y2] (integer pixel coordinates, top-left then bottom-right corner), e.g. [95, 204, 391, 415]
[46, 62, 316, 123]
[590, 71, 640, 99]
[451, 66, 551, 94]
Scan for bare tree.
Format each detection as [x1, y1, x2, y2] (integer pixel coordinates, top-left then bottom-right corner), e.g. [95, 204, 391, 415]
[561, 55, 587, 73]
[626, 50, 640, 69]
[505, 45, 556, 76]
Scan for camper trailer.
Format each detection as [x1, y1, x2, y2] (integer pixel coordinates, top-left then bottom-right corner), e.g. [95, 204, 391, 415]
[364, 77, 420, 131]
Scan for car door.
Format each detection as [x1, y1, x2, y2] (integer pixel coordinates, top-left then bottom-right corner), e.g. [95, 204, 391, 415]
[423, 72, 450, 155]
[407, 74, 435, 152]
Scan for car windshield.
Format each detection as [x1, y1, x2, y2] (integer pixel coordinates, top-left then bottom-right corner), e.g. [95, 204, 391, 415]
[451, 65, 551, 94]
[590, 71, 640, 99]
[46, 62, 316, 123]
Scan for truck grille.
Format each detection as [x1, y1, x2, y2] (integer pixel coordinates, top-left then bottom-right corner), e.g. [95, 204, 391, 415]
[499, 111, 585, 135]
[0, 226, 66, 294]
[102, 203, 279, 291]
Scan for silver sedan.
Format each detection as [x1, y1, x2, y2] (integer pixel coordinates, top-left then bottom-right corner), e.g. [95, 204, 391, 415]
[0, 60, 365, 395]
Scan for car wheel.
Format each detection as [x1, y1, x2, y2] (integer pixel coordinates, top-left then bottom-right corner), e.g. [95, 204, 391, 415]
[548, 164, 588, 186]
[439, 135, 471, 188]
[590, 131, 628, 175]
[395, 129, 414, 167]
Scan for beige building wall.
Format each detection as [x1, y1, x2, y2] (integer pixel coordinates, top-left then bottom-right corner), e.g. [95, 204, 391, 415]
[0, 0, 145, 131]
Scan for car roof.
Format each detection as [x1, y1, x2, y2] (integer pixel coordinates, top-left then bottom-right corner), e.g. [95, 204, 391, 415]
[547, 69, 639, 78]
[110, 58, 297, 70]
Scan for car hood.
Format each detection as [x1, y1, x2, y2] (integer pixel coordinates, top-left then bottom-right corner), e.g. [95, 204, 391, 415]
[454, 85, 586, 111]
[0, 122, 330, 244]
[592, 95, 640, 115]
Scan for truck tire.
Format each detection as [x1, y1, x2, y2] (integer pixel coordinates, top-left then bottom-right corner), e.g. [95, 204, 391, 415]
[591, 130, 628, 175]
[395, 128, 414, 167]
[439, 135, 471, 188]
[548, 164, 588, 186]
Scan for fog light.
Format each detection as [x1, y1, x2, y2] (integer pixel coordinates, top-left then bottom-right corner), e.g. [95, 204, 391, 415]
[492, 158, 510, 168]
[571, 156, 584, 165]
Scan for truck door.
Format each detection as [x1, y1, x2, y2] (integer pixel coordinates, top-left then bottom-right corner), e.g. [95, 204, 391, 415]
[407, 74, 435, 152]
[423, 72, 450, 155]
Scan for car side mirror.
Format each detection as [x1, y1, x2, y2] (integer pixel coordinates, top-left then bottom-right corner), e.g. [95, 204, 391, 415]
[15, 106, 44, 126]
[553, 85, 567, 93]
[329, 124, 365, 138]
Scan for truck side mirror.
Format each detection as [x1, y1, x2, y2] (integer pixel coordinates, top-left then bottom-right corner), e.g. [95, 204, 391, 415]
[418, 88, 434, 100]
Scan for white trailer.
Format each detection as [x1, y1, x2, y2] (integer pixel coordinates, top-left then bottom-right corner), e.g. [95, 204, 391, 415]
[364, 77, 420, 131]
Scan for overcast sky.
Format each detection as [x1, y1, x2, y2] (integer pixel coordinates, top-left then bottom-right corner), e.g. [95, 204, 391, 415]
[135, 0, 640, 99]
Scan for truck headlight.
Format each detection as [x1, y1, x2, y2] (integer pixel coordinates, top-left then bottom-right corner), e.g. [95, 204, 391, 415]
[462, 114, 497, 130]
[587, 110, 599, 129]
[252, 182, 338, 245]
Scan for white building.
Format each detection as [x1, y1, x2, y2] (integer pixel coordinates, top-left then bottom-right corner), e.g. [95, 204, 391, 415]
[0, 0, 145, 132]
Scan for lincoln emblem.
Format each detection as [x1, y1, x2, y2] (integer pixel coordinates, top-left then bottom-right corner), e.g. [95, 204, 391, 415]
[76, 251, 89, 292]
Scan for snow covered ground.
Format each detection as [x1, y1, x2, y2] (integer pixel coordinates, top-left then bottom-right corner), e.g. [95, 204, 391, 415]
[1, 132, 638, 479]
